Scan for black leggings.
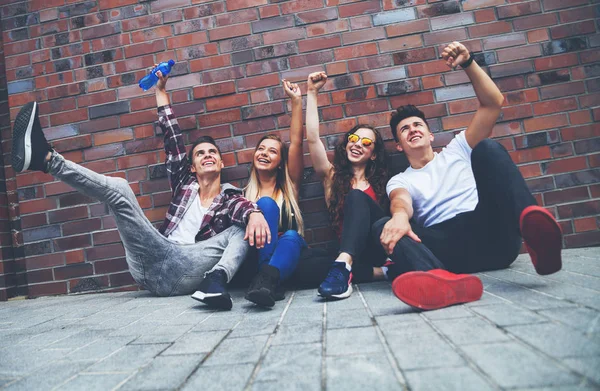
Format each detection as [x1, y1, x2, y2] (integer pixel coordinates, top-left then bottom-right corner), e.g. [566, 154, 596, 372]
[383, 139, 536, 274]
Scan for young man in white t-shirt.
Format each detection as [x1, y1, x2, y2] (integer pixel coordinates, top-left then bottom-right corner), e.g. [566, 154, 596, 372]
[376, 41, 563, 310]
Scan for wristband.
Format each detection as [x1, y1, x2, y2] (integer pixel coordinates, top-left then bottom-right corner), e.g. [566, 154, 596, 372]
[460, 54, 475, 69]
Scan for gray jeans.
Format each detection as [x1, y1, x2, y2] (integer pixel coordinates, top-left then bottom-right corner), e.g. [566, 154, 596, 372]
[48, 152, 249, 296]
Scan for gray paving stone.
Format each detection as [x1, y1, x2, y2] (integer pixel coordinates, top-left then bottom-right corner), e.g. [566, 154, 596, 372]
[130, 325, 194, 344]
[327, 308, 373, 329]
[326, 326, 384, 356]
[3, 360, 91, 391]
[58, 373, 130, 391]
[513, 386, 599, 391]
[64, 336, 136, 362]
[253, 343, 321, 389]
[161, 330, 227, 356]
[271, 322, 322, 345]
[461, 342, 580, 388]
[0, 379, 16, 387]
[432, 317, 510, 345]
[405, 366, 494, 391]
[203, 335, 269, 366]
[0, 346, 69, 376]
[190, 313, 244, 332]
[506, 322, 600, 358]
[387, 330, 465, 370]
[470, 303, 546, 326]
[120, 355, 204, 390]
[87, 343, 169, 372]
[562, 356, 600, 385]
[326, 354, 403, 390]
[538, 307, 600, 335]
[228, 316, 280, 338]
[422, 306, 474, 320]
[181, 364, 254, 390]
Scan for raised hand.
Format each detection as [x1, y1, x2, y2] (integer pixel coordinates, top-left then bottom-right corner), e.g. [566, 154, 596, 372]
[153, 63, 169, 92]
[441, 41, 470, 69]
[307, 71, 327, 92]
[282, 79, 301, 101]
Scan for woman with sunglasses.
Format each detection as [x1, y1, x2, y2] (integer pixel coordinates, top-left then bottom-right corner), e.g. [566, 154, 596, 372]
[306, 72, 390, 299]
[242, 79, 307, 307]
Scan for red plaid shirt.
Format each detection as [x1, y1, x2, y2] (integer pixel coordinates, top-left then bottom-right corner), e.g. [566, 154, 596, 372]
[157, 105, 259, 241]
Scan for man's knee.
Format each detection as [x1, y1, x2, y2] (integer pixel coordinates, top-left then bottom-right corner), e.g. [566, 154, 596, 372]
[472, 139, 508, 162]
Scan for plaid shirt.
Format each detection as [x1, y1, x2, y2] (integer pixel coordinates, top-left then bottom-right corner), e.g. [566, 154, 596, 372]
[157, 105, 259, 241]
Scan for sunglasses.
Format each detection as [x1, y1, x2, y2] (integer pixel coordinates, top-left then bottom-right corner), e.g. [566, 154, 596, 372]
[347, 133, 374, 147]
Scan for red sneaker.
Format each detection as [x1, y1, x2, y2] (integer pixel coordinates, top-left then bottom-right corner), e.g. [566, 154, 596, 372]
[519, 205, 562, 275]
[392, 269, 483, 310]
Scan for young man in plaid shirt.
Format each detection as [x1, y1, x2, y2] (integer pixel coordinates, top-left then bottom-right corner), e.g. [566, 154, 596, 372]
[11, 70, 269, 310]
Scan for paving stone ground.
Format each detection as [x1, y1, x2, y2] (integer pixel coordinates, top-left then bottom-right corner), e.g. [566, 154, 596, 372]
[1, 248, 599, 391]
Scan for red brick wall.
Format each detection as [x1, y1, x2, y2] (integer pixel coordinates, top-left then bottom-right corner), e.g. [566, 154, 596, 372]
[0, 0, 598, 299]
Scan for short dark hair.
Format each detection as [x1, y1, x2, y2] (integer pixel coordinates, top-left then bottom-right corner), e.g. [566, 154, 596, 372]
[188, 136, 222, 165]
[389, 105, 429, 142]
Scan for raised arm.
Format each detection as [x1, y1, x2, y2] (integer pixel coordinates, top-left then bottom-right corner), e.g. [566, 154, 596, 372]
[283, 79, 304, 194]
[155, 69, 189, 192]
[380, 188, 420, 255]
[305, 72, 332, 180]
[442, 42, 505, 149]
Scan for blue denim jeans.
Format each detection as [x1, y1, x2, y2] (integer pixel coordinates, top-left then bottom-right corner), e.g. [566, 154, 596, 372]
[257, 197, 306, 281]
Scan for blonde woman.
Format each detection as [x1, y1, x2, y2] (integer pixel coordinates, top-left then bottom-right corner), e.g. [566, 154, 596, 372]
[243, 79, 306, 307]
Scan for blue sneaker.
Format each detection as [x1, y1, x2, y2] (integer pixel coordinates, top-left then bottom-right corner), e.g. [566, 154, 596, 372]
[192, 269, 232, 310]
[318, 261, 353, 299]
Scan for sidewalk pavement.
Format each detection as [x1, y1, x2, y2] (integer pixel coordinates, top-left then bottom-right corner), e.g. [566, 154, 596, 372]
[1, 248, 599, 391]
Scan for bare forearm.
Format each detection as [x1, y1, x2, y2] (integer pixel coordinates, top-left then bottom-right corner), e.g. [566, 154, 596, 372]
[390, 196, 413, 219]
[156, 89, 170, 107]
[464, 61, 504, 108]
[289, 99, 303, 145]
[306, 91, 319, 142]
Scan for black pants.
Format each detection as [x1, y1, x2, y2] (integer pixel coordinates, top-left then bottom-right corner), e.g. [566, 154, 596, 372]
[378, 139, 536, 274]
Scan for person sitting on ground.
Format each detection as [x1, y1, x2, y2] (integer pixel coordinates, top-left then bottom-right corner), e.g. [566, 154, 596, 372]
[378, 41, 563, 310]
[242, 79, 308, 308]
[11, 67, 270, 311]
[305, 71, 391, 300]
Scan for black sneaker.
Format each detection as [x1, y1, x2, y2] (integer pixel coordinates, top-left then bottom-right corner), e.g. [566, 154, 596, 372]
[191, 269, 232, 310]
[11, 102, 52, 173]
[245, 264, 281, 308]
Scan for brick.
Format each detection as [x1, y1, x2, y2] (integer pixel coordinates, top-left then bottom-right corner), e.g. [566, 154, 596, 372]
[298, 36, 341, 53]
[349, 15, 373, 30]
[307, 20, 349, 37]
[540, 81, 585, 100]
[523, 114, 568, 133]
[574, 138, 600, 154]
[209, 23, 251, 41]
[50, 109, 89, 127]
[231, 50, 254, 65]
[545, 0, 588, 12]
[527, 70, 570, 87]
[94, 128, 134, 146]
[469, 21, 512, 38]
[551, 20, 596, 40]
[342, 27, 385, 45]
[27, 282, 67, 297]
[295, 7, 338, 25]
[241, 102, 284, 120]
[189, 55, 231, 72]
[528, 29, 549, 43]
[490, 61, 534, 78]
[379, 35, 423, 53]
[390, 91, 435, 108]
[509, 146, 551, 164]
[338, 1, 380, 18]
[264, 28, 306, 45]
[407, 60, 449, 77]
[252, 15, 293, 33]
[559, 5, 600, 23]
[417, 0, 460, 18]
[348, 55, 393, 73]
[199, 109, 242, 127]
[544, 186, 589, 206]
[561, 122, 598, 143]
[500, 105, 534, 122]
[533, 98, 578, 116]
[431, 12, 474, 31]
[497, 45, 541, 63]
[361, 66, 407, 85]
[237, 73, 280, 92]
[513, 13, 558, 31]
[345, 99, 389, 116]
[227, 0, 267, 11]
[386, 19, 429, 38]
[580, 93, 600, 109]
[498, 1, 541, 19]
[62, 218, 102, 236]
[254, 43, 297, 60]
[542, 156, 588, 175]
[289, 51, 333, 69]
[534, 53, 578, 72]
[372, 8, 416, 26]
[542, 38, 587, 56]
[569, 110, 592, 125]
[55, 263, 93, 280]
[82, 22, 121, 40]
[334, 43, 378, 60]
[193, 81, 236, 99]
[331, 87, 376, 104]
[206, 94, 249, 111]
[281, 0, 322, 14]
[423, 27, 467, 46]
[326, 62, 348, 76]
[258, 5, 279, 18]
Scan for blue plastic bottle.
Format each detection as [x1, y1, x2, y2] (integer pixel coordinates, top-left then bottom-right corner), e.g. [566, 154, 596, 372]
[138, 59, 175, 91]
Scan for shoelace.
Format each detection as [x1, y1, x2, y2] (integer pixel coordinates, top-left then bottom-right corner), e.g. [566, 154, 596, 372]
[323, 266, 346, 284]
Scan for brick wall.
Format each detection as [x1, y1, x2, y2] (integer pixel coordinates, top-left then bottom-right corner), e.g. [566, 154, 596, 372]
[0, 0, 598, 299]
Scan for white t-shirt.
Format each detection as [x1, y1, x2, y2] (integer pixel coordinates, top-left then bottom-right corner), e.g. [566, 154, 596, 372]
[168, 195, 209, 244]
[386, 131, 479, 228]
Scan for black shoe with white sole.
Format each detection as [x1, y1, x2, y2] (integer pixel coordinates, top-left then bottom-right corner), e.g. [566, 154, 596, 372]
[11, 102, 52, 173]
[191, 269, 233, 310]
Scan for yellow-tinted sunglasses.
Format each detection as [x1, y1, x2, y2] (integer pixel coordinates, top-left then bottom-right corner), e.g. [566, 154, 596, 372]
[348, 133, 374, 147]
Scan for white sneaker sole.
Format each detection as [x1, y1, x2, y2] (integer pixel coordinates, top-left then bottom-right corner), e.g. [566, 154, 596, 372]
[318, 284, 353, 299]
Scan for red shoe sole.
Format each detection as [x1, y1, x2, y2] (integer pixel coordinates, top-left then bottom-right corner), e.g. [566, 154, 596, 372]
[392, 271, 483, 311]
[520, 206, 562, 275]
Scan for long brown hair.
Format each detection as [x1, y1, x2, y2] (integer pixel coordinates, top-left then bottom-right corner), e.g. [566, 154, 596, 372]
[244, 134, 304, 235]
[328, 124, 389, 232]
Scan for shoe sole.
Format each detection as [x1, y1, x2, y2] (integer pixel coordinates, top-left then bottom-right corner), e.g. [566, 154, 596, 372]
[318, 284, 353, 300]
[11, 102, 36, 172]
[392, 272, 483, 310]
[191, 291, 232, 310]
[245, 289, 275, 308]
[520, 206, 562, 275]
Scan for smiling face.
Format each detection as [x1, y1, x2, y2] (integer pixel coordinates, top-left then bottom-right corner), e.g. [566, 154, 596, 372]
[190, 142, 224, 176]
[345, 127, 377, 165]
[395, 116, 434, 153]
[253, 138, 283, 173]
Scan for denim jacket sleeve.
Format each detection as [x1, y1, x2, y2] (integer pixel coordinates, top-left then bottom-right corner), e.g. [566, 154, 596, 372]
[157, 104, 190, 193]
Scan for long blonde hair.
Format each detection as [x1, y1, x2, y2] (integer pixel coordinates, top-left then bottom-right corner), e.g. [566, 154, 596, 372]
[245, 135, 304, 236]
